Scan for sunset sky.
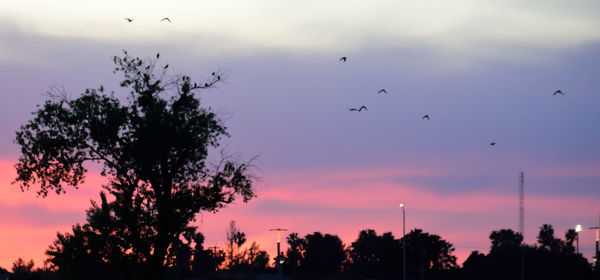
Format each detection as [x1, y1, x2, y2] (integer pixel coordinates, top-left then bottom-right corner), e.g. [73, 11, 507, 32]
[1, 0, 600, 270]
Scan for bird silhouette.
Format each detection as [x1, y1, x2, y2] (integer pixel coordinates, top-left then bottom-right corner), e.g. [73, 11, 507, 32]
[163, 64, 169, 69]
[161, 17, 172, 23]
[553, 90, 564, 95]
[377, 89, 387, 94]
[156, 53, 160, 59]
[124, 18, 133, 22]
[422, 115, 430, 120]
[339, 57, 347, 62]
[348, 106, 367, 112]
[490, 142, 496, 146]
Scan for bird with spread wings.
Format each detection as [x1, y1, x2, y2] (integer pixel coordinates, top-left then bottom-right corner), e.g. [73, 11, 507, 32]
[349, 105, 367, 112]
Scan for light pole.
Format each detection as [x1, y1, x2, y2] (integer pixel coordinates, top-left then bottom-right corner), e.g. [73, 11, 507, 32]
[399, 203, 406, 280]
[575, 224, 582, 254]
[270, 228, 288, 280]
[590, 215, 600, 269]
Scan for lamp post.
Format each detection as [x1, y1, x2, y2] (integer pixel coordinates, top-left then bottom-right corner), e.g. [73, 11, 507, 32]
[399, 203, 406, 280]
[575, 224, 582, 254]
[590, 215, 600, 269]
[270, 228, 288, 280]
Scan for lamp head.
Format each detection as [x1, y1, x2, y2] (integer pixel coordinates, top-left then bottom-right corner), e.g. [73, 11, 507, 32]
[575, 224, 582, 232]
[399, 203, 404, 208]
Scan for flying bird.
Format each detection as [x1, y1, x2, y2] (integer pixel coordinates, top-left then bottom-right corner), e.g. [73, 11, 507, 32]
[377, 89, 387, 94]
[161, 17, 172, 23]
[348, 105, 367, 112]
[490, 142, 496, 146]
[339, 57, 347, 62]
[422, 115, 430, 120]
[124, 18, 133, 22]
[553, 90, 564, 95]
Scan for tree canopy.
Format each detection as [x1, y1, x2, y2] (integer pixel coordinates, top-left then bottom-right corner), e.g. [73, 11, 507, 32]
[284, 232, 346, 277]
[347, 229, 402, 278]
[461, 226, 594, 280]
[14, 51, 255, 279]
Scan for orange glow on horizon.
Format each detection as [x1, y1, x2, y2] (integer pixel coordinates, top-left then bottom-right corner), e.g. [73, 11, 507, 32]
[1, 159, 599, 269]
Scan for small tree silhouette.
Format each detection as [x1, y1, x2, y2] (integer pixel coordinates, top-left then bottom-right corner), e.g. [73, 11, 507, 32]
[226, 220, 247, 269]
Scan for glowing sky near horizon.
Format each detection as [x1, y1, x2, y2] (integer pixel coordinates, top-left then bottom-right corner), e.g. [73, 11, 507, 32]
[1, 0, 600, 270]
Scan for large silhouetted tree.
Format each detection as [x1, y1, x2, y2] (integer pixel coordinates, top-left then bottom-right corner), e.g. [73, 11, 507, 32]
[462, 251, 486, 280]
[489, 229, 523, 251]
[480, 229, 524, 280]
[403, 229, 457, 280]
[347, 229, 402, 278]
[302, 232, 346, 277]
[283, 232, 345, 277]
[14, 51, 255, 279]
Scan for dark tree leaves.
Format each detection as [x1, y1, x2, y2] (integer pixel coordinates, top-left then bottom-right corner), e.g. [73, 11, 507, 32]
[15, 51, 255, 278]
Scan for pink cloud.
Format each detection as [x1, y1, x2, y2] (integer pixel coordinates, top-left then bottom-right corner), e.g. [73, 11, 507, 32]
[0, 160, 106, 211]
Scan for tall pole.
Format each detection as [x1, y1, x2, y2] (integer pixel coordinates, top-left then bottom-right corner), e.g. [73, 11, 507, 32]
[270, 228, 288, 280]
[519, 172, 525, 280]
[590, 215, 600, 270]
[400, 203, 406, 280]
[519, 172, 524, 237]
[575, 225, 582, 255]
[577, 234, 580, 254]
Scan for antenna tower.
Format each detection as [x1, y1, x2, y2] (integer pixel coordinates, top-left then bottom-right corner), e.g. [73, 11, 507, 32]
[519, 171, 525, 280]
[519, 172, 525, 236]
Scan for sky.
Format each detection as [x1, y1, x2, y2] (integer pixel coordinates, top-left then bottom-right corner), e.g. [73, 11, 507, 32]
[1, 0, 600, 270]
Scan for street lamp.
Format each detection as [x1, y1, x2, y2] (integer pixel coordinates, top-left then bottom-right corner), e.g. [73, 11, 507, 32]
[399, 203, 406, 280]
[590, 215, 600, 269]
[270, 228, 288, 280]
[575, 224, 582, 254]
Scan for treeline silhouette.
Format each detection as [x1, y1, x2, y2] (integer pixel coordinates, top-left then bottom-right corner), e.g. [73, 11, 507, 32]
[3, 223, 598, 280]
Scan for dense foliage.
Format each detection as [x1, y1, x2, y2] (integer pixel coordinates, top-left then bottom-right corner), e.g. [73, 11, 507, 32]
[14, 51, 255, 280]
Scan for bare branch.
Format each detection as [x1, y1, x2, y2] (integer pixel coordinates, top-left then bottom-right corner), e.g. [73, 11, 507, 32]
[44, 83, 70, 102]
